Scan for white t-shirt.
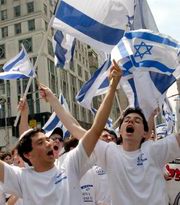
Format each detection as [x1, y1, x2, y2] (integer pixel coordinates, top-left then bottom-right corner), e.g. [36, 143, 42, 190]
[94, 135, 180, 205]
[80, 165, 111, 205]
[2, 141, 93, 205]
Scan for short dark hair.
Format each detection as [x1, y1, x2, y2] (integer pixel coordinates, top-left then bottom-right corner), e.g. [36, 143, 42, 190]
[119, 107, 149, 132]
[0, 151, 11, 161]
[17, 128, 44, 166]
[118, 108, 148, 145]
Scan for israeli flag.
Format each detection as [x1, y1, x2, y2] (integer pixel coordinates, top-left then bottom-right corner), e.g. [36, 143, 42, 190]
[52, 0, 135, 52]
[156, 123, 168, 139]
[52, 30, 76, 69]
[43, 93, 70, 138]
[0, 46, 35, 80]
[76, 30, 180, 120]
[76, 57, 112, 109]
[118, 30, 180, 119]
[162, 98, 175, 135]
[91, 107, 113, 129]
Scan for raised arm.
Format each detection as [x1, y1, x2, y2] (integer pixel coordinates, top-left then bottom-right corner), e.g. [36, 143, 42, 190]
[176, 133, 180, 147]
[18, 99, 29, 135]
[81, 60, 122, 156]
[39, 86, 86, 139]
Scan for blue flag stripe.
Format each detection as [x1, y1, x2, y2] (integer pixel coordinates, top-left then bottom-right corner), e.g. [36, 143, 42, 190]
[43, 115, 60, 132]
[3, 49, 26, 71]
[125, 31, 179, 48]
[56, 1, 124, 45]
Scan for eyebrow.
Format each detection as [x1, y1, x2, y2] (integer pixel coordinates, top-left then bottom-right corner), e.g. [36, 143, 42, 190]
[124, 116, 143, 121]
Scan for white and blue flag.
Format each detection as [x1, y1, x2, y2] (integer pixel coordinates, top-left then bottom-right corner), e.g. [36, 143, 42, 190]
[76, 30, 180, 120]
[52, 0, 135, 52]
[43, 93, 70, 139]
[53, 30, 76, 69]
[161, 98, 175, 135]
[91, 107, 113, 129]
[119, 30, 180, 119]
[0, 46, 35, 80]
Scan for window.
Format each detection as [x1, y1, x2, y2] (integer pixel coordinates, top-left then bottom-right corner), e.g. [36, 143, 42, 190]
[27, 2, 34, 13]
[1, 27, 8, 38]
[28, 19, 35, 31]
[45, 21, 48, 31]
[1, 10, 7, 20]
[0, 0, 6, 5]
[14, 23, 21, 34]
[19, 38, 32, 53]
[14, 5, 21, 17]
[43, 4, 47, 15]
[77, 64, 82, 77]
[0, 44, 5, 59]
[48, 40, 54, 57]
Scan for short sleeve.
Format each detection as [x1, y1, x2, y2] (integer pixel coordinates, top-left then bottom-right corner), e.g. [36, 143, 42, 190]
[151, 135, 180, 169]
[2, 163, 22, 197]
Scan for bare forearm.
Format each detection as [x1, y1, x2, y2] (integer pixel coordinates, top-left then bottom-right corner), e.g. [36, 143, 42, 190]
[19, 114, 29, 136]
[176, 133, 180, 147]
[82, 85, 117, 156]
[48, 94, 86, 139]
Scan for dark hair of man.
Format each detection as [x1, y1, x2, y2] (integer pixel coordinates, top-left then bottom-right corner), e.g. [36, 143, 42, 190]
[17, 128, 45, 166]
[0, 151, 11, 161]
[63, 136, 79, 153]
[118, 107, 149, 145]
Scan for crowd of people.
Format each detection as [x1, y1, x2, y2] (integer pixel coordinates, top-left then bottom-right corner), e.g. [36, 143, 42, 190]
[0, 61, 179, 205]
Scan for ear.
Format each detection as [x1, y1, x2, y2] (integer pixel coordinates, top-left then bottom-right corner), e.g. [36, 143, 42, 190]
[143, 131, 149, 140]
[23, 152, 31, 161]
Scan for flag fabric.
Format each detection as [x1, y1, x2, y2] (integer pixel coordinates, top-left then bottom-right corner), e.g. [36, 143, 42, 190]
[52, 0, 135, 53]
[0, 46, 35, 80]
[118, 29, 180, 119]
[42, 93, 70, 139]
[161, 98, 175, 135]
[76, 30, 180, 120]
[52, 30, 76, 69]
[155, 123, 168, 139]
[76, 57, 112, 109]
[91, 107, 113, 129]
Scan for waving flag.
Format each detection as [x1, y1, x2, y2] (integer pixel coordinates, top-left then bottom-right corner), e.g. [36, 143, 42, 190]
[43, 93, 70, 139]
[91, 107, 113, 129]
[161, 98, 175, 134]
[53, 30, 76, 69]
[76, 30, 180, 120]
[52, 0, 135, 53]
[118, 30, 180, 119]
[0, 46, 35, 80]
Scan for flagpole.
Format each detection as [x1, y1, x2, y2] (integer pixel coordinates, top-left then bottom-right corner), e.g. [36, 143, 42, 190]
[14, 17, 54, 127]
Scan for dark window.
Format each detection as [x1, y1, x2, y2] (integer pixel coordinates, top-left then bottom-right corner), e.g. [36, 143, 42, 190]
[1, 10, 7, 20]
[27, 2, 34, 13]
[19, 38, 32, 53]
[1, 27, 8, 38]
[14, 5, 21, 17]
[28, 19, 35, 31]
[14, 23, 21, 34]
[48, 40, 54, 57]
[0, 44, 5, 59]
[0, 0, 6, 5]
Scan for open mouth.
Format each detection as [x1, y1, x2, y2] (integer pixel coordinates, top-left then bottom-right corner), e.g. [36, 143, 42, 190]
[47, 150, 54, 156]
[126, 126, 134, 133]
[53, 145, 59, 151]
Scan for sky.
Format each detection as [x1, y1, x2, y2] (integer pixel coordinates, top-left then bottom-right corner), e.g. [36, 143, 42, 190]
[147, 0, 180, 110]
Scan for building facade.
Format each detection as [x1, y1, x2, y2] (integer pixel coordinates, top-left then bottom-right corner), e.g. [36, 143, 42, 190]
[0, 0, 127, 149]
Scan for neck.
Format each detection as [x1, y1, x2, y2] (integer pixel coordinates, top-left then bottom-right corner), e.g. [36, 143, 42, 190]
[34, 162, 55, 172]
[122, 141, 141, 151]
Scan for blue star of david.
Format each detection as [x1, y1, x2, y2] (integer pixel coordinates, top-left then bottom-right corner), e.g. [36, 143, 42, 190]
[134, 41, 153, 59]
